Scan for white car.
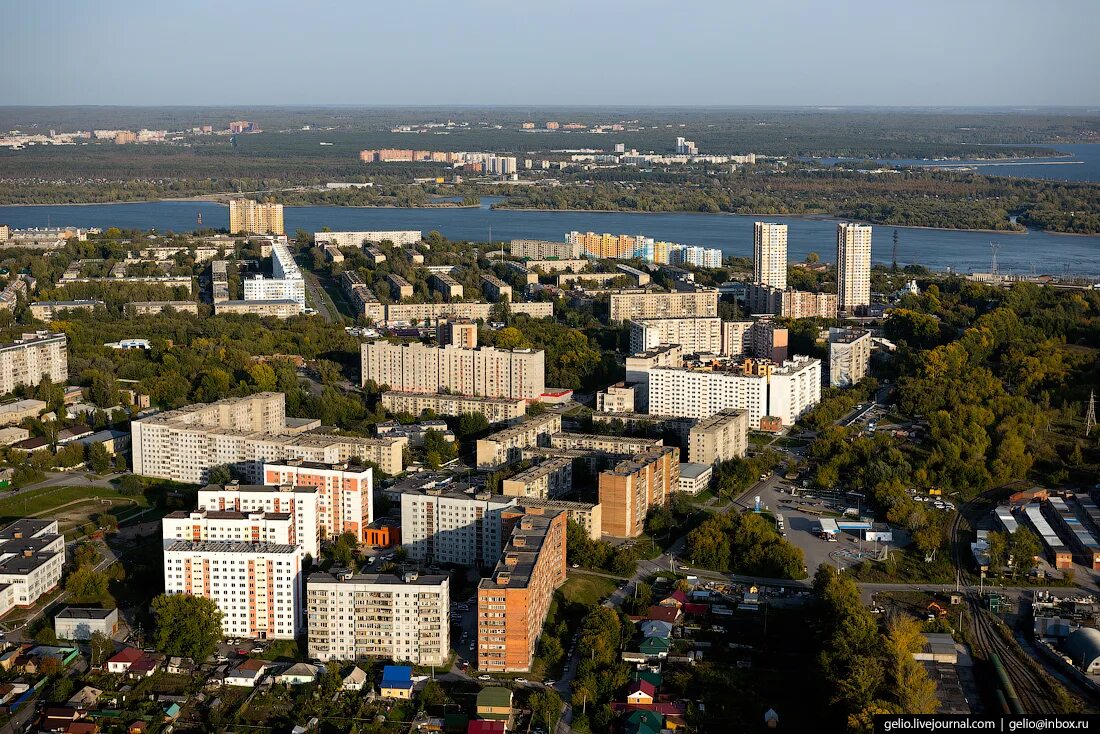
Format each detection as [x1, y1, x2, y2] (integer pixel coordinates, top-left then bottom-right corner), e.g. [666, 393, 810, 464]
[515, 678, 528, 684]
[478, 675, 492, 681]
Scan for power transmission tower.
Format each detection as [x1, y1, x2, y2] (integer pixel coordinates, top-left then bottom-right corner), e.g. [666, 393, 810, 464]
[989, 242, 1000, 281]
[892, 229, 899, 272]
[1087, 390, 1097, 438]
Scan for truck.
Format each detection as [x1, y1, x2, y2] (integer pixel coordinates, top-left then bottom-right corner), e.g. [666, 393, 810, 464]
[775, 513, 785, 531]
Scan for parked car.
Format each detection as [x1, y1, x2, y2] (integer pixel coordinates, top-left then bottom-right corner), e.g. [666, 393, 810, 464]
[478, 675, 491, 681]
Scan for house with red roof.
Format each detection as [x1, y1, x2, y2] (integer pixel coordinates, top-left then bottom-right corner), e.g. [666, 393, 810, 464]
[467, 721, 506, 734]
[625, 680, 655, 705]
[106, 648, 144, 674]
[645, 605, 680, 624]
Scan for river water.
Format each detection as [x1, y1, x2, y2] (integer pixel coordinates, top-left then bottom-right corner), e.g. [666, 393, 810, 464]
[2, 199, 1099, 277]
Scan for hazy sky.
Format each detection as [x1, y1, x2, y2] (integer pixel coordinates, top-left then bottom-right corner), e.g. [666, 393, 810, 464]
[4, 0, 1098, 106]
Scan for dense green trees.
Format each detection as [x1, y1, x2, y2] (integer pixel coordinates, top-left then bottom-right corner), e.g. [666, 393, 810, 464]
[151, 594, 223, 663]
[684, 511, 806, 579]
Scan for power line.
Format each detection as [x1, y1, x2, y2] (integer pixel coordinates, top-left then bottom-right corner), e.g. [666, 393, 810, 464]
[1087, 389, 1097, 438]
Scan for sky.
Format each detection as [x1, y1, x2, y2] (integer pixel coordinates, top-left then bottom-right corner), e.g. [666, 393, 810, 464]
[3, 0, 1098, 107]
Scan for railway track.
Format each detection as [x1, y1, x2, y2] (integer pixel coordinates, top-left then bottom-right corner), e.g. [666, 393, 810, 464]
[948, 490, 1086, 714]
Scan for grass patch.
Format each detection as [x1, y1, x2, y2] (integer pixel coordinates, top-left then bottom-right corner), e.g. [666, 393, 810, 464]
[0, 484, 147, 520]
[846, 547, 955, 584]
[559, 574, 617, 607]
[258, 638, 306, 662]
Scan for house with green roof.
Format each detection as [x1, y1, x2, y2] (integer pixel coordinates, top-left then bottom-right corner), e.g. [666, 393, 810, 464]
[638, 636, 671, 658]
[476, 687, 513, 728]
[624, 709, 664, 734]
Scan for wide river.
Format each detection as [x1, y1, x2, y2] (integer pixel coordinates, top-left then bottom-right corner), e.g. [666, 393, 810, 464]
[2, 199, 1099, 277]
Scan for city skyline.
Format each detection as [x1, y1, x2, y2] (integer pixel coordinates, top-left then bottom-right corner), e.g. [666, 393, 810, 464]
[4, 0, 1097, 107]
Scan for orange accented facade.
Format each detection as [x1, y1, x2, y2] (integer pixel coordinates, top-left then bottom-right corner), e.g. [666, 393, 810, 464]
[263, 460, 373, 542]
[476, 510, 567, 673]
[598, 446, 679, 537]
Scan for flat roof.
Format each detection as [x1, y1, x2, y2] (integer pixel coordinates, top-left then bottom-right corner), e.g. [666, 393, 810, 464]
[164, 540, 298, 554]
[479, 511, 562, 590]
[308, 571, 448, 586]
[55, 607, 116, 620]
[678, 463, 712, 480]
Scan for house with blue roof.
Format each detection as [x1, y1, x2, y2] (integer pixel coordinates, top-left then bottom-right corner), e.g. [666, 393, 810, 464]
[380, 665, 414, 699]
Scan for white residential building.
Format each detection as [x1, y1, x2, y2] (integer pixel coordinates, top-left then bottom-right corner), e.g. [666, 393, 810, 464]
[400, 488, 517, 567]
[753, 222, 788, 290]
[314, 231, 422, 247]
[262, 461, 373, 541]
[828, 327, 872, 387]
[242, 242, 305, 307]
[361, 342, 545, 401]
[161, 508, 311, 558]
[0, 519, 65, 616]
[197, 483, 320, 560]
[0, 331, 68, 396]
[837, 223, 872, 314]
[307, 571, 449, 665]
[628, 317, 752, 356]
[163, 540, 302, 639]
[648, 356, 821, 427]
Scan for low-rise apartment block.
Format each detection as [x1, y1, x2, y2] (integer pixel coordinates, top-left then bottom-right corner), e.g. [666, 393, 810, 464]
[132, 392, 405, 483]
[429, 272, 464, 300]
[509, 498, 602, 541]
[387, 274, 413, 301]
[381, 391, 526, 426]
[510, 239, 581, 260]
[30, 300, 104, 322]
[477, 510, 567, 672]
[54, 607, 120, 641]
[549, 432, 663, 456]
[828, 327, 872, 387]
[215, 299, 302, 319]
[362, 342, 545, 401]
[481, 273, 513, 302]
[688, 409, 749, 465]
[746, 284, 838, 319]
[198, 482, 320, 556]
[163, 540, 302, 639]
[0, 399, 47, 426]
[475, 413, 562, 469]
[608, 288, 718, 323]
[340, 272, 385, 323]
[262, 460, 373, 541]
[400, 487, 517, 567]
[307, 571, 449, 665]
[501, 457, 573, 499]
[437, 319, 478, 348]
[125, 301, 199, 316]
[596, 384, 635, 413]
[0, 519, 65, 616]
[211, 261, 230, 303]
[598, 447, 678, 537]
[525, 259, 588, 274]
[315, 231, 422, 248]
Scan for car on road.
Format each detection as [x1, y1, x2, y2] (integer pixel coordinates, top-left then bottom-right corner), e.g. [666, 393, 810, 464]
[478, 674, 492, 681]
[543, 680, 555, 686]
[515, 678, 528, 684]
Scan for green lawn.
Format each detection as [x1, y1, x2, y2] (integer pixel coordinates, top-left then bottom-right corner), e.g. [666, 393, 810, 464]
[0, 484, 149, 522]
[559, 574, 617, 607]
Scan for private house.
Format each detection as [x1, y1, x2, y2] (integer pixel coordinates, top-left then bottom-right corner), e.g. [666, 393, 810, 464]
[278, 663, 323, 686]
[475, 687, 513, 728]
[379, 665, 413, 699]
[638, 620, 673, 639]
[342, 666, 368, 691]
[625, 680, 655, 705]
[638, 637, 670, 659]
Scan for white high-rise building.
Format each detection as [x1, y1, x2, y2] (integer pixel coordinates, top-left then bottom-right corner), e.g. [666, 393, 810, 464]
[161, 508, 307, 554]
[0, 332, 68, 396]
[753, 222, 788, 290]
[197, 483, 320, 560]
[242, 241, 305, 307]
[828, 327, 872, 388]
[261, 461, 373, 542]
[360, 342, 545, 400]
[399, 488, 517, 567]
[837, 223, 872, 314]
[163, 540, 302, 639]
[307, 571, 449, 665]
[647, 356, 821, 427]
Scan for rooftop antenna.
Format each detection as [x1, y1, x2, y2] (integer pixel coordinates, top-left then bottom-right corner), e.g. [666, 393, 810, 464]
[1087, 389, 1097, 438]
[891, 229, 899, 271]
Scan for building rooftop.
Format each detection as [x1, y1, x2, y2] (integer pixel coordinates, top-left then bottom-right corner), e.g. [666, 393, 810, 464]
[308, 571, 448, 586]
[164, 540, 299, 554]
[200, 483, 319, 495]
[678, 463, 712, 481]
[0, 519, 55, 540]
[605, 446, 676, 477]
[55, 607, 116, 621]
[166, 509, 292, 521]
[478, 511, 563, 590]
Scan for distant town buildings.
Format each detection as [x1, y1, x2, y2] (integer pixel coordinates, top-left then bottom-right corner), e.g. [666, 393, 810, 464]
[0, 331, 67, 396]
[229, 199, 284, 236]
[837, 223, 872, 314]
[566, 232, 720, 266]
[828, 327, 872, 387]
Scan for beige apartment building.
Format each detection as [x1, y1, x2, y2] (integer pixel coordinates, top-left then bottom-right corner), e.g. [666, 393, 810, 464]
[608, 288, 719, 323]
[381, 391, 526, 426]
[307, 571, 449, 665]
[211, 261, 230, 303]
[387, 273, 414, 300]
[0, 399, 47, 426]
[628, 317, 750, 356]
[361, 342, 545, 400]
[837, 223, 872, 314]
[29, 300, 104, 322]
[125, 301, 199, 316]
[746, 284, 838, 319]
[429, 272, 464, 300]
[214, 299, 302, 319]
[476, 413, 563, 469]
[481, 273, 513, 302]
[477, 510, 567, 672]
[828, 327, 872, 387]
[510, 239, 582, 260]
[688, 409, 749, 465]
[511, 498, 602, 541]
[0, 331, 67, 396]
[501, 457, 573, 499]
[340, 272, 385, 322]
[131, 392, 405, 482]
[596, 384, 635, 413]
[549, 432, 662, 455]
[753, 222, 788, 290]
[229, 199, 285, 235]
[437, 319, 478, 348]
[598, 446, 679, 537]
